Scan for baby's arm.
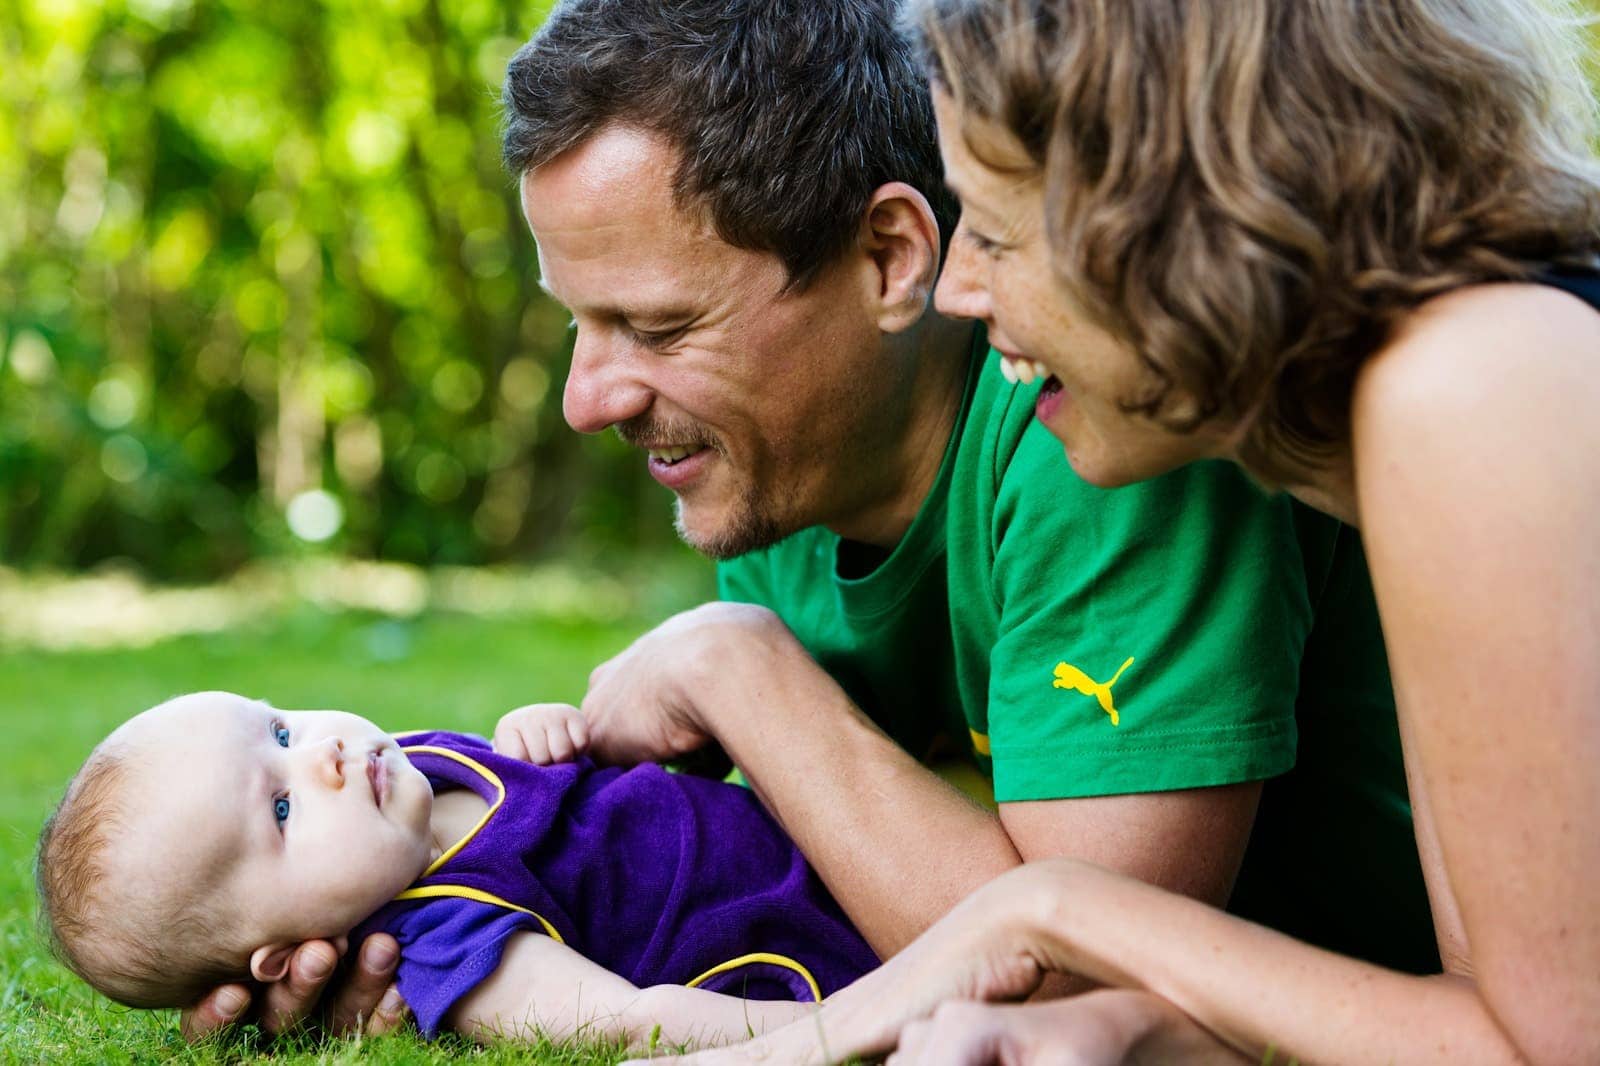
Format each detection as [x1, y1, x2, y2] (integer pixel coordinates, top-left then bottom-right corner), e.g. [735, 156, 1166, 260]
[446, 932, 813, 1049]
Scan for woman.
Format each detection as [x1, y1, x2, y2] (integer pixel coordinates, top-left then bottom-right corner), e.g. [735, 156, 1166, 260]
[651, 0, 1600, 1062]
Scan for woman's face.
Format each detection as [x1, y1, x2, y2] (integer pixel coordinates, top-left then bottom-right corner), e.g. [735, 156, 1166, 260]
[930, 90, 1223, 487]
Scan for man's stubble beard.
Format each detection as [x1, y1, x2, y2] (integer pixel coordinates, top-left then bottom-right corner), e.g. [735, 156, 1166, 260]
[672, 480, 788, 561]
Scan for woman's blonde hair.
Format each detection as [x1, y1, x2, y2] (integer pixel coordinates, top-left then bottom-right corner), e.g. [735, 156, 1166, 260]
[907, 0, 1600, 482]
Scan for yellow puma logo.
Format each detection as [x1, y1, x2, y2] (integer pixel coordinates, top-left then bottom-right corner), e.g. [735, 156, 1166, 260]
[1052, 657, 1135, 727]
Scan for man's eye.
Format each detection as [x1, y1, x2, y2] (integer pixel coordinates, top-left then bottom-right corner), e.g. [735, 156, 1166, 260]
[628, 326, 685, 350]
[274, 795, 291, 825]
[274, 724, 290, 748]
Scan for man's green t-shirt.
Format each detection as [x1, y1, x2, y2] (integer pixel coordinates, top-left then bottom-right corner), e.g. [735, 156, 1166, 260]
[718, 332, 1437, 973]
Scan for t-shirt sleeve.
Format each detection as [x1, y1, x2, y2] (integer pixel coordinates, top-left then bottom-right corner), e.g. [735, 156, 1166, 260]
[375, 898, 556, 1039]
[986, 432, 1312, 802]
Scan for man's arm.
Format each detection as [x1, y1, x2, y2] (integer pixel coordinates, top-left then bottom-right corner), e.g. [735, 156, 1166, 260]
[447, 932, 810, 1047]
[582, 604, 1259, 961]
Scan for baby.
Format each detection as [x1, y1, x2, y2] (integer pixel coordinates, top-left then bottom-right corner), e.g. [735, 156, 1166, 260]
[36, 692, 877, 1046]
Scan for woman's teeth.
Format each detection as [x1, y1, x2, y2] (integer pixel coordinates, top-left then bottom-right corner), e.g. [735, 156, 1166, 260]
[999, 356, 1053, 386]
[647, 443, 708, 464]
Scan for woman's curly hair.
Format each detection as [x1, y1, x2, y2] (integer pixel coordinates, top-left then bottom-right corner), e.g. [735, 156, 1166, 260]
[906, 0, 1600, 483]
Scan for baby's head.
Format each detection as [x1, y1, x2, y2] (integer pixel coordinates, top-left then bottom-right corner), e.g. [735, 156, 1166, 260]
[37, 691, 434, 1007]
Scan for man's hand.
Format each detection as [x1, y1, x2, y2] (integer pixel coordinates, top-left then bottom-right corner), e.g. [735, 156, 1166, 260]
[494, 703, 591, 764]
[582, 602, 793, 766]
[179, 935, 408, 1042]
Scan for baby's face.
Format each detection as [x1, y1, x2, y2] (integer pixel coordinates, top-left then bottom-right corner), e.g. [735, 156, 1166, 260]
[112, 692, 434, 957]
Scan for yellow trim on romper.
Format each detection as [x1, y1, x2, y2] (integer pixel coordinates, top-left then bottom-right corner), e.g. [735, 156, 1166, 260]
[686, 952, 823, 1003]
[402, 744, 507, 875]
[396, 740, 822, 1002]
[393, 883, 565, 943]
[968, 728, 991, 756]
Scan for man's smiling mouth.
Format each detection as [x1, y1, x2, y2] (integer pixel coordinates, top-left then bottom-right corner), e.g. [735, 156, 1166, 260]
[645, 443, 709, 466]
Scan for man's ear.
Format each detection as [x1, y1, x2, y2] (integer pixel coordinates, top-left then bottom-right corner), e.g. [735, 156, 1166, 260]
[249, 943, 298, 983]
[859, 181, 943, 334]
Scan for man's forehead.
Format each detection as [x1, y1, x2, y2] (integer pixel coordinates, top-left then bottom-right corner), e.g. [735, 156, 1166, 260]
[520, 125, 688, 235]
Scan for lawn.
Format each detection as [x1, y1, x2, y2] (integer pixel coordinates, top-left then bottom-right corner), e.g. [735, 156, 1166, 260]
[0, 594, 697, 1065]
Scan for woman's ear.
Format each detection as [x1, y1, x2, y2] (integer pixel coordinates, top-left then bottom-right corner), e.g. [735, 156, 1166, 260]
[249, 943, 298, 983]
[860, 181, 943, 334]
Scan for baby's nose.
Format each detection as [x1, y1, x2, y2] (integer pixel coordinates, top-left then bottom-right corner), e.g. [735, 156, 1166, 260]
[313, 736, 346, 788]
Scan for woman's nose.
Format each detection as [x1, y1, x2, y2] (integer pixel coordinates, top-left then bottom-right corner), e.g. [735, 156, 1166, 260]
[933, 233, 993, 323]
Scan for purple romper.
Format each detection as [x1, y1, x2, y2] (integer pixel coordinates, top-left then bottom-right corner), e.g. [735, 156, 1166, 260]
[350, 731, 878, 1037]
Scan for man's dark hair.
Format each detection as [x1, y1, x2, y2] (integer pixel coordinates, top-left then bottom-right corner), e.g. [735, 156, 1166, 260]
[502, 0, 957, 289]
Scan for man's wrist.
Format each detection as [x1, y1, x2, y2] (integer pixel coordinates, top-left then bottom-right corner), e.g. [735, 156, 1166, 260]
[672, 603, 803, 720]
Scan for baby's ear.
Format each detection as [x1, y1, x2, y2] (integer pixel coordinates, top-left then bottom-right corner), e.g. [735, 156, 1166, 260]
[248, 943, 297, 983]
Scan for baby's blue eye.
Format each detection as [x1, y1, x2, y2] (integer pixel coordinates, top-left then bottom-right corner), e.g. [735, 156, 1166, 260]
[274, 724, 290, 748]
[273, 796, 291, 824]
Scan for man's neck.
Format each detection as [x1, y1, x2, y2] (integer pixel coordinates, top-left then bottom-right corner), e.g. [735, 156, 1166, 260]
[826, 315, 977, 550]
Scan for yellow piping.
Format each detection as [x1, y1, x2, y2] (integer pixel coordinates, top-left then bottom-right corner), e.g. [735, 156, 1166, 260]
[401, 744, 506, 875]
[686, 952, 822, 1003]
[393, 884, 564, 943]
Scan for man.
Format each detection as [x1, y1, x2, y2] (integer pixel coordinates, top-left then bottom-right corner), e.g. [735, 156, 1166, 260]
[184, 0, 1432, 1039]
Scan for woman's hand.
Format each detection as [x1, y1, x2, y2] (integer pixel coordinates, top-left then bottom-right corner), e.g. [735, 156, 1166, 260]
[888, 992, 1247, 1066]
[629, 863, 1069, 1066]
[179, 935, 408, 1042]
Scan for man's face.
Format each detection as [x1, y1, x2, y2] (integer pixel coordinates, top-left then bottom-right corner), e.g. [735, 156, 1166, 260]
[522, 125, 909, 558]
[111, 693, 434, 960]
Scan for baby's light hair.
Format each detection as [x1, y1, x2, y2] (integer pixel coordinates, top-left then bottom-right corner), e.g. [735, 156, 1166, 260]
[37, 741, 245, 1008]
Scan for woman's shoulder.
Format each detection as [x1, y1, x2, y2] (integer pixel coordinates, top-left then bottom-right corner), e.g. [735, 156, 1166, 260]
[1354, 279, 1600, 442]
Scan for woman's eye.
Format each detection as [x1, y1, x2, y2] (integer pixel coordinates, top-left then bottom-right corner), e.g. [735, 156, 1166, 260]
[274, 724, 290, 748]
[966, 229, 1005, 257]
[274, 795, 291, 825]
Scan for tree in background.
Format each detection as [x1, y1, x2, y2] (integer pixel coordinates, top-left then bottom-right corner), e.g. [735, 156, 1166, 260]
[0, 0, 678, 580]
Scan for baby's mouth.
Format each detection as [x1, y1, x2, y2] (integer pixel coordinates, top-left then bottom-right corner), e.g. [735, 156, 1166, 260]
[367, 751, 387, 808]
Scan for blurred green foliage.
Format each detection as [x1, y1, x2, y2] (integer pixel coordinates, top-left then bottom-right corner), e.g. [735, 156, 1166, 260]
[3, 2, 1598, 581]
[0, 0, 684, 580]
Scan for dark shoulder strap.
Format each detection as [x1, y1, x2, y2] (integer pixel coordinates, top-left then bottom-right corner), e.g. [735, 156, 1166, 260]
[1533, 261, 1600, 314]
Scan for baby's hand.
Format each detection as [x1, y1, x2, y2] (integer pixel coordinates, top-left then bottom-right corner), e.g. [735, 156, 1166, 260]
[494, 703, 590, 765]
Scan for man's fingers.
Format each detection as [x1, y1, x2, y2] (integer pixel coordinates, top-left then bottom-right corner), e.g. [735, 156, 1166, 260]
[259, 940, 340, 1036]
[179, 984, 251, 1044]
[364, 984, 411, 1035]
[326, 934, 401, 1037]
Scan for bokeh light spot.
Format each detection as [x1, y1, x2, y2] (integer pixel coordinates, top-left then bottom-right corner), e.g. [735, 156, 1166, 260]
[286, 489, 344, 543]
[101, 434, 149, 483]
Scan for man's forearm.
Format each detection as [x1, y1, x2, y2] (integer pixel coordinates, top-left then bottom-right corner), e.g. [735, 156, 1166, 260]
[688, 626, 1024, 957]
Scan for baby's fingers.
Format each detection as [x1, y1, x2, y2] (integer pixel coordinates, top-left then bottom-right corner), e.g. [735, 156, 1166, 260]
[544, 720, 577, 763]
[492, 719, 533, 762]
[565, 712, 590, 756]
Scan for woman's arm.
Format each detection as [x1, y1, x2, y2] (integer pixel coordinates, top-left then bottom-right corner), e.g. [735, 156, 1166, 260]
[647, 859, 1527, 1066]
[1349, 283, 1600, 1062]
[447, 932, 811, 1048]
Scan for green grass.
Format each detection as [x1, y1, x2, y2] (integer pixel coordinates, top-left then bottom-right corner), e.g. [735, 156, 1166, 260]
[0, 605, 672, 1064]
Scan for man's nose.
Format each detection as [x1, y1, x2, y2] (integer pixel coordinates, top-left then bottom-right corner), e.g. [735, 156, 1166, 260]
[562, 328, 652, 434]
[933, 231, 993, 323]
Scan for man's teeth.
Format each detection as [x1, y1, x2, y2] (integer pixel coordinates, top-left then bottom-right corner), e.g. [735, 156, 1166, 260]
[647, 443, 708, 463]
[999, 356, 1052, 386]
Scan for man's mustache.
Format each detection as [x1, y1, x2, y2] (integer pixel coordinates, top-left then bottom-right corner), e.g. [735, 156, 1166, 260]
[614, 415, 720, 453]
